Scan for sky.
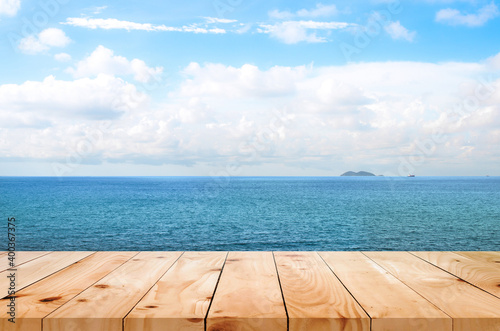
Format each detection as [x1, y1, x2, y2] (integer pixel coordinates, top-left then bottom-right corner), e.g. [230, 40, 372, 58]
[0, 0, 499, 176]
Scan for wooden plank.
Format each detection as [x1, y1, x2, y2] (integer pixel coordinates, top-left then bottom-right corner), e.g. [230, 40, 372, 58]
[206, 251, 287, 331]
[412, 251, 500, 299]
[366, 251, 500, 331]
[0, 251, 94, 295]
[0, 251, 52, 272]
[0, 251, 136, 331]
[274, 252, 369, 331]
[43, 251, 182, 331]
[125, 251, 227, 331]
[454, 251, 500, 267]
[320, 252, 451, 331]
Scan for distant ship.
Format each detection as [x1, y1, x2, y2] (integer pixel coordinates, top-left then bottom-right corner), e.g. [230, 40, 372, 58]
[408, 174, 415, 177]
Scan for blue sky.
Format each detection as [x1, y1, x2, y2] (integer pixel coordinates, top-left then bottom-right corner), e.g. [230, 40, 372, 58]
[0, 0, 499, 176]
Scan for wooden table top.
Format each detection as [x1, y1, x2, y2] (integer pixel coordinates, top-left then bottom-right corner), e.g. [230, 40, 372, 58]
[1, 251, 500, 330]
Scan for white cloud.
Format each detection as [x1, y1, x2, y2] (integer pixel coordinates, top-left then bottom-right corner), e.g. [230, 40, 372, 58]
[39, 28, 72, 47]
[62, 17, 226, 34]
[18, 28, 71, 54]
[296, 21, 352, 29]
[260, 20, 354, 44]
[236, 23, 253, 34]
[18, 36, 49, 54]
[62, 17, 170, 31]
[0, 74, 145, 124]
[2, 54, 500, 175]
[269, 4, 338, 19]
[436, 2, 499, 26]
[92, 5, 107, 14]
[66, 45, 163, 83]
[177, 61, 484, 103]
[0, 0, 20, 16]
[0, 75, 152, 163]
[487, 52, 500, 69]
[204, 17, 237, 24]
[384, 21, 416, 41]
[164, 59, 500, 171]
[61, 15, 355, 44]
[179, 62, 308, 98]
[260, 21, 325, 44]
[182, 25, 226, 34]
[54, 53, 72, 62]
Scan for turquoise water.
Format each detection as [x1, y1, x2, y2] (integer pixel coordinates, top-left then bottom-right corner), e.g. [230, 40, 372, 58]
[1, 176, 499, 251]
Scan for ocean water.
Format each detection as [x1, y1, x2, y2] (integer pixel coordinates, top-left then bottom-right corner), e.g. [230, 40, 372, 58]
[1, 176, 499, 251]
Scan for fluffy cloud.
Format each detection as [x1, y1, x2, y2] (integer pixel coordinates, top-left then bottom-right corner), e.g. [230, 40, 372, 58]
[260, 21, 325, 44]
[179, 62, 309, 97]
[384, 21, 416, 41]
[0, 0, 20, 16]
[436, 2, 499, 26]
[18, 28, 71, 54]
[260, 20, 353, 44]
[488, 52, 500, 70]
[1, 54, 500, 175]
[54, 52, 72, 62]
[39, 28, 71, 47]
[18, 36, 48, 54]
[261, 3, 351, 44]
[152, 59, 499, 171]
[66, 45, 163, 83]
[269, 3, 338, 19]
[0, 74, 146, 125]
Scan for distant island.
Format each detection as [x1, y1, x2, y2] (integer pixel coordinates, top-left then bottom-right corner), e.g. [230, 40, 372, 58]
[341, 171, 376, 177]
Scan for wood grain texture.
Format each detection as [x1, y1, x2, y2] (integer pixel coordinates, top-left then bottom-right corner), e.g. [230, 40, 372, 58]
[43, 251, 182, 331]
[412, 251, 500, 298]
[366, 251, 500, 331]
[3, 251, 500, 331]
[275, 252, 369, 331]
[206, 251, 287, 331]
[0, 251, 136, 331]
[0, 251, 94, 294]
[320, 252, 451, 331]
[0, 251, 52, 272]
[125, 251, 227, 331]
[454, 251, 500, 267]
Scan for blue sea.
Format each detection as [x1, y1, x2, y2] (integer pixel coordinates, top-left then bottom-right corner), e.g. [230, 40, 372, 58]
[1, 176, 499, 251]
